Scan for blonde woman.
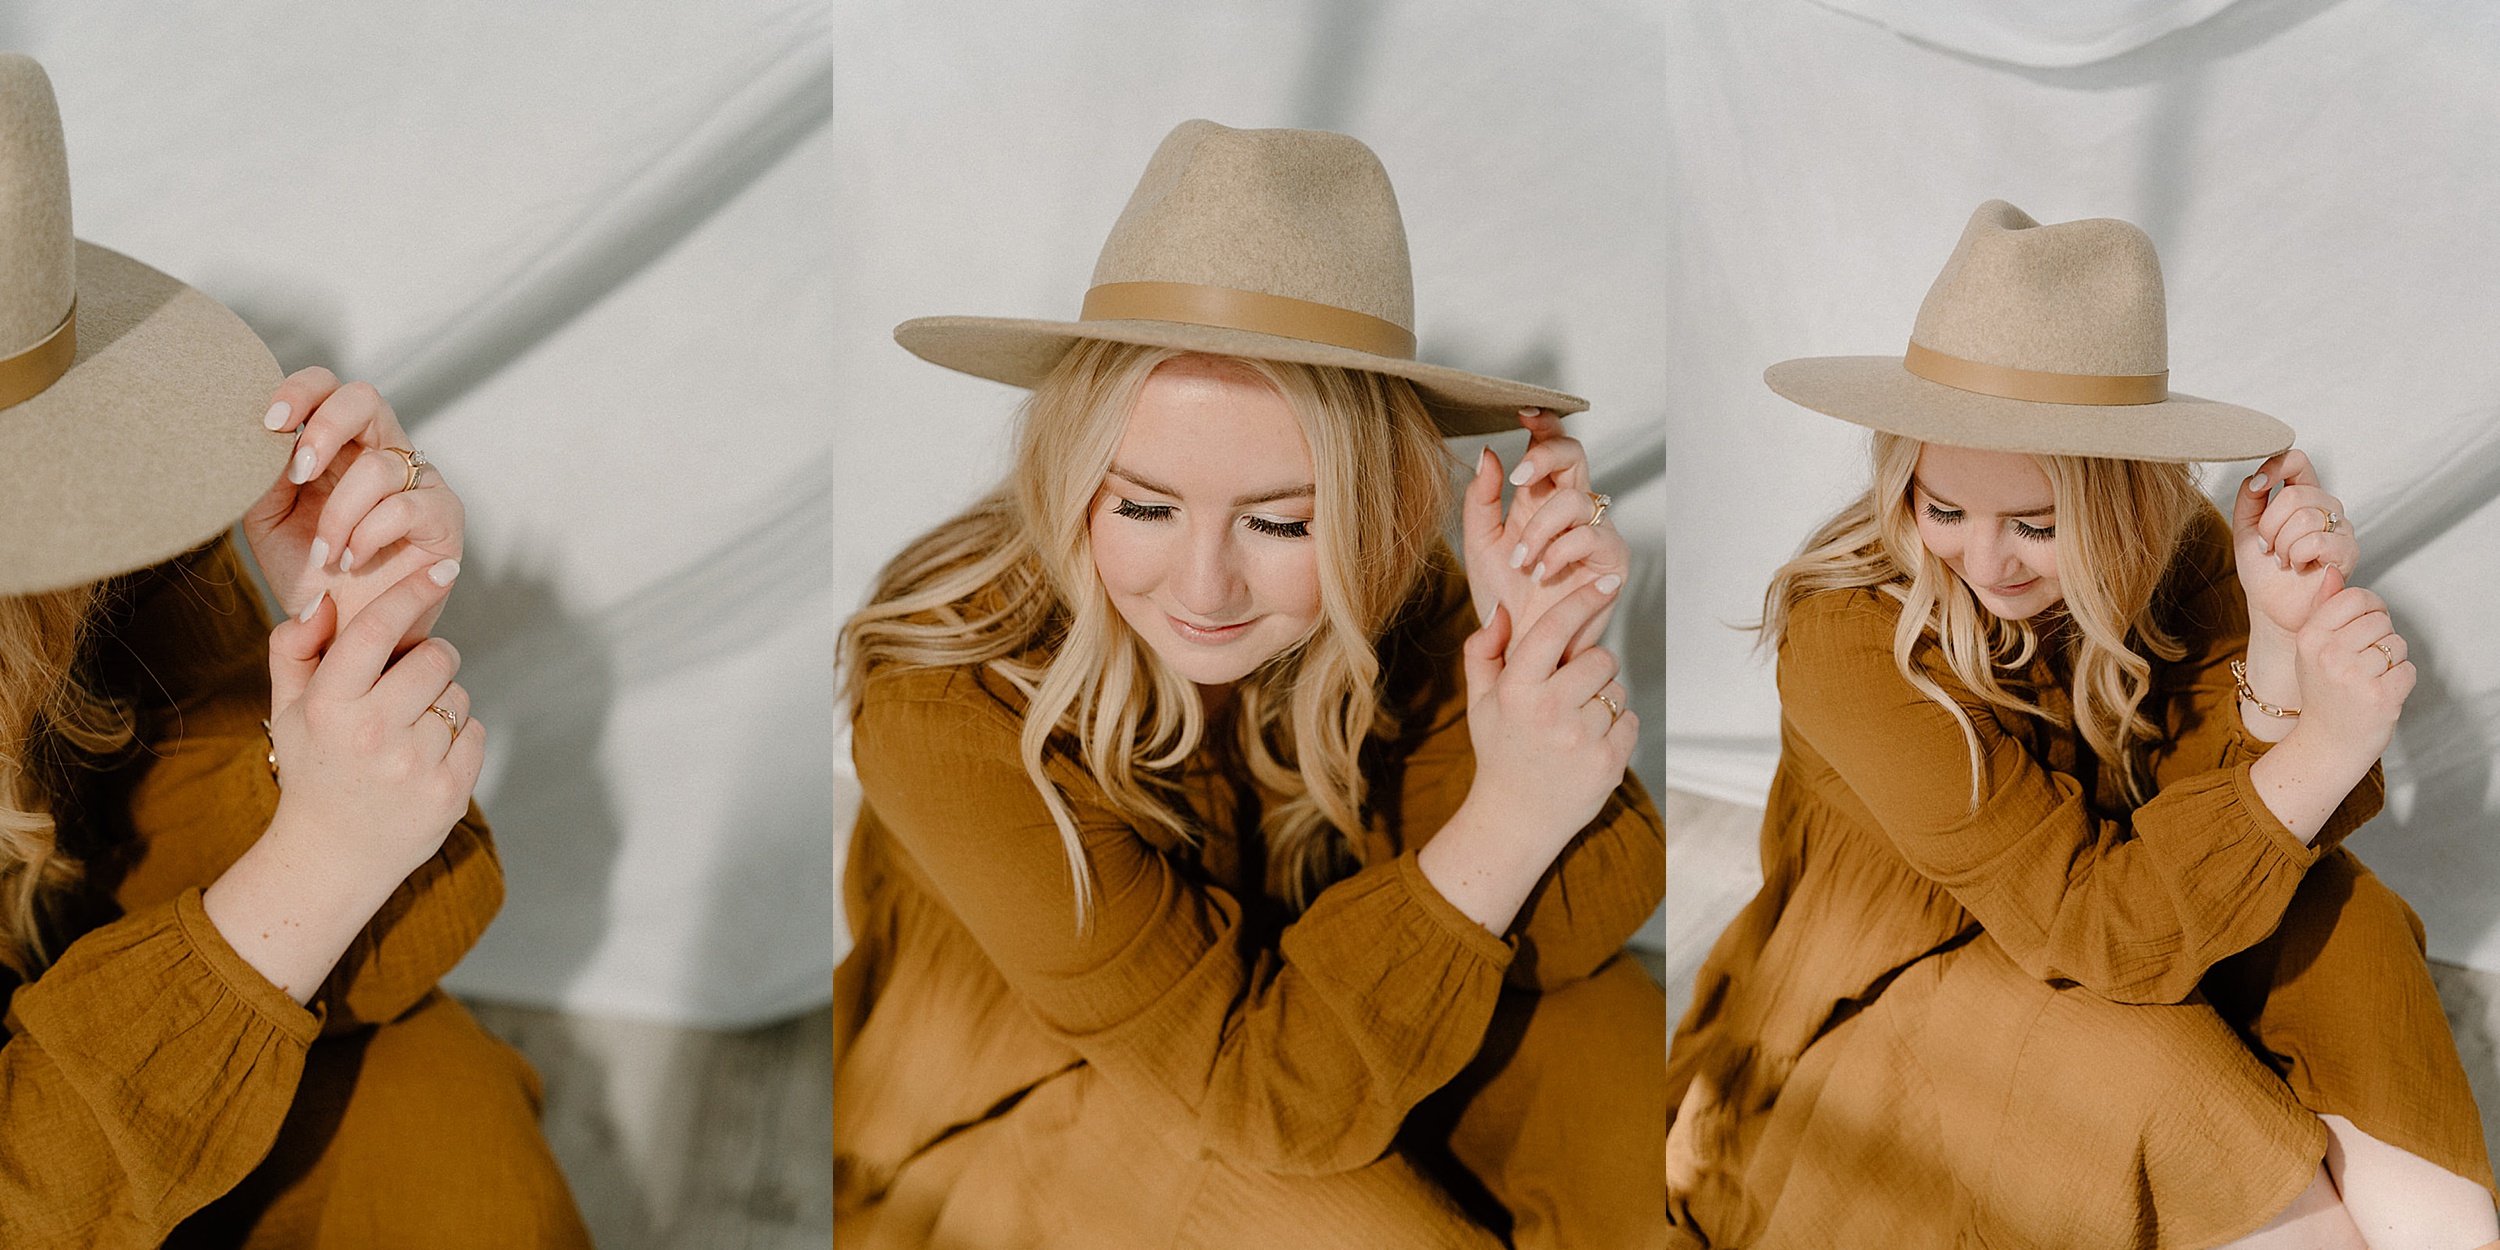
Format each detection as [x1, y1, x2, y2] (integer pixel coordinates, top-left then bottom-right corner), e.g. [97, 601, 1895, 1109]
[1666, 201, 2492, 1249]
[835, 122, 1667, 1248]
[0, 57, 585, 1246]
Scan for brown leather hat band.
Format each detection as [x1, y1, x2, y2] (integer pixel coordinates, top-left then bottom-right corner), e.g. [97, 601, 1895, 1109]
[1082, 281, 1417, 360]
[1904, 339, 2167, 406]
[0, 300, 74, 410]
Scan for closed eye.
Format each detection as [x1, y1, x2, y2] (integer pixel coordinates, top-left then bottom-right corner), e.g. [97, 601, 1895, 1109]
[2012, 519, 2056, 542]
[1243, 515, 1310, 539]
[1110, 498, 1175, 522]
[1923, 503, 1962, 525]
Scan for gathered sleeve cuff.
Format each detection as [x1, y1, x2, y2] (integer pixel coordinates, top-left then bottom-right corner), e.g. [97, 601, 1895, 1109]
[314, 804, 504, 1033]
[0, 889, 315, 1245]
[855, 667, 1513, 1176]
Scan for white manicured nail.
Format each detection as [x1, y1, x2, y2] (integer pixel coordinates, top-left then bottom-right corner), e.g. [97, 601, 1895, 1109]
[1531, 561, 1547, 581]
[2250, 473, 2268, 491]
[2256, 537, 2270, 554]
[289, 449, 316, 484]
[298, 589, 323, 623]
[307, 538, 329, 571]
[1596, 574, 1623, 595]
[1509, 462, 1535, 486]
[1509, 544, 1528, 569]
[262, 401, 290, 431]
[338, 547, 356, 573]
[428, 559, 460, 587]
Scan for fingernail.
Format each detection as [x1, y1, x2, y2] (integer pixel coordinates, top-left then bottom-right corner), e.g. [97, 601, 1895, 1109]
[2257, 537, 2270, 554]
[428, 559, 460, 587]
[1518, 407, 1540, 418]
[297, 589, 323, 623]
[307, 537, 329, 571]
[1508, 544, 1529, 570]
[1596, 574, 1623, 595]
[262, 401, 290, 431]
[338, 547, 356, 573]
[437, 639, 460, 663]
[1531, 561, 1547, 581]
[1478, 447, 1496, 470]
[2250, 473, 2268, 491]
[1509, 462, 1534, 486]
[289, 449, 316, 484]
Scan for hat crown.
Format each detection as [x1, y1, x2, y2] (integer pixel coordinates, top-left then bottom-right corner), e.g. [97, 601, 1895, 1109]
[0, 55, 73, 355]
[1089, 120, 1414, 330]
[1910, 200, 2166, 377]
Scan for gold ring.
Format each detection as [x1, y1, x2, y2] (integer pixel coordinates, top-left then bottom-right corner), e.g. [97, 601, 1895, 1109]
[380, 446, 431, 493]
[1592, 691, 1625, 728]
[426, 704, 462, 734]
[2324, 510, 2344, 534]
[2372, 639, 2395, 675]
[1586, 492, 1612, 528]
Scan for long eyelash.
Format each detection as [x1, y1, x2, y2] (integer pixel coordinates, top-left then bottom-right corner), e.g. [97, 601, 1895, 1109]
[1244, 515, 1310, 539]
[1111, 498, 1173, 521]
[2012, 519, 2056, 542]
[1923, 503, 1962, 524]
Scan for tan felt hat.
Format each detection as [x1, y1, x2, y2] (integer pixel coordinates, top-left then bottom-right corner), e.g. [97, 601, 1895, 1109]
[0, 53, 286, 596]
[894, 119, 1587, 437]
[1764, 200, 2292, 463]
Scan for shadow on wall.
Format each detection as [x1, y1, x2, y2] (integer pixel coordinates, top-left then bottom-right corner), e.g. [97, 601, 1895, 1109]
[2368, 583, 2500, 957]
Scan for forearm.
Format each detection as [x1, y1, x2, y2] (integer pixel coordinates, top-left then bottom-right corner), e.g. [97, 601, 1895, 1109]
[2246, 728, 2380, 846]
[1417, 795, 1572, 934]
[200, 816, 404, 1004]
[2238, 623, 2301, 743]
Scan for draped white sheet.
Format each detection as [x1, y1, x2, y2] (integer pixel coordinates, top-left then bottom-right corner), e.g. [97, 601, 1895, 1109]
[14, 3, 834, 1027]
[833, 0, 1671, 963]
[1660, 0, 2500, 982]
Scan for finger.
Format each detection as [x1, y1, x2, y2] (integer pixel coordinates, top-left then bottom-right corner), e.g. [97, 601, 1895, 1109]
[2306, 586, 2387, 637]
[286, 380, 403, 487]
[376, 636, 464, 725]
[1463, 603, 1511, 704]
[2257, 486, 2338, 556]
[419, 681, 472, 757]
[307, 560, 461, 700]
[1525, 518, 1628, 586]
[268, 590, 338, 711]
[2327, 610, 2395, 651]
[260, 366, 344, 435]
[2281, 530, 2358, 577]
[308, 445, 416, 574]
[1508, 577, 1623, 680]
[1507, 417, 1591, 493]
[427, 679, 473, 726]
[2231, 466, 2272, 539]
[1464, 446, 1506, 549]
[1512, 489, 1602, 576]
[343, 484, 464, 576]
[446, 713, 488, 791]
[2362, 632, 2409, 674]
[1554, 645, 1622, 706]
[1565, 574, 1624, 658]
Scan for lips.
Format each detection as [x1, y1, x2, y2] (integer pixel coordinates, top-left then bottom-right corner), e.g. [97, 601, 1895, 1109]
[1165, 613, 1255, 644]
[1983, 577, 2040, 596]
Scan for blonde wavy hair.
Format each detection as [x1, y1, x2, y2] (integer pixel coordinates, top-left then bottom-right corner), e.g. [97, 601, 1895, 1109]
[0, 581, 133, 979]
[839, 340, 1454, 925]
[1759, 431, 2210, 809]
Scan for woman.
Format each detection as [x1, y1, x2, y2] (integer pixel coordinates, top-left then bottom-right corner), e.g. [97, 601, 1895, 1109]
[0, 56, 585, 1247]
[835, 120, 1667, 1248]
[1665, 200, 2493, 1249]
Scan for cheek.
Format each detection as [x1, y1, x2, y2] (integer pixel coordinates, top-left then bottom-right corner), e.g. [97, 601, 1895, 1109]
[1088, 513, 1161, 597]
[1914, 517, 1958, 564]
[1248, 543, 1323, 622]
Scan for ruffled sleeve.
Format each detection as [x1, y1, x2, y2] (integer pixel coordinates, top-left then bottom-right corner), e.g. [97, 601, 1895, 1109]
[1778, 580, 2344, 1005]
[0, 889, 318, 1246]
[854, 665, 1514, 1176]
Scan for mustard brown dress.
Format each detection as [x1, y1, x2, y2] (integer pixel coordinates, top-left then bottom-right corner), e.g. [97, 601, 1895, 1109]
[835, 565, 1670, 1249]
[0, 539, 589, 1249]
[1664, 510, 2491, 1248]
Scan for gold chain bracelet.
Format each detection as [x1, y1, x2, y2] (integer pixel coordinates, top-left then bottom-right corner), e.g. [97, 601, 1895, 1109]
[2229, 659, 2299, 719]
[260, 718, 281, 785]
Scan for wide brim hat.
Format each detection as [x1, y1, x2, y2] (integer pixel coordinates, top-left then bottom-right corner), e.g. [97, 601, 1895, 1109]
[894, 119, 1585, 437]
[1764, 200, 2291, 463]
[0, 55, 285, 596]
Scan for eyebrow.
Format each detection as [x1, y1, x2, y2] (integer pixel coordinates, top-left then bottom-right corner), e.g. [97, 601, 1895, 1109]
[1912, 474, 2055, 519]
[1108, 464, 1315, 508]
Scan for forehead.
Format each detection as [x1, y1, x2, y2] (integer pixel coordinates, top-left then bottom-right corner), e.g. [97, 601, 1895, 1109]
[1914, 442, 2053, 510]
[1114, 359, 1312, 489]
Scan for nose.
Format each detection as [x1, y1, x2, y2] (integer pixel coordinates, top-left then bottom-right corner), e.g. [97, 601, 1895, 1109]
[1169, 518, 1247, 619]
[1964, 523, 2023, 586]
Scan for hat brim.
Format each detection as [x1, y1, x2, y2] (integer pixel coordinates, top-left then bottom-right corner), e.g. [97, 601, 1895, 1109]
[0, 241, 286, 595]
[1764, 355, 2292, 463]
[894, 315, 1586, 437]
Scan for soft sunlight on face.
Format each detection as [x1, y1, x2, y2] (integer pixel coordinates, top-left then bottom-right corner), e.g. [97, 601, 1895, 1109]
[1089, 357, 1322, 687]
[1911, 443, 2064, 621]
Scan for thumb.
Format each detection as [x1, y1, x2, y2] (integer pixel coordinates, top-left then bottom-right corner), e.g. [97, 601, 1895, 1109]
[2231, 471, 2268, 540]
[268, 590, 335, 711]
[1463, 603, 1511, 704]
[1462, 447, 1504, 547]
[2310, 561, 2349, 612]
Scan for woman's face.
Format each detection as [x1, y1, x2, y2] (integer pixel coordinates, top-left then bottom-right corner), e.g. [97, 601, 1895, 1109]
[1910, 442, 2064, 621]
[1089, 357, 1322, 686]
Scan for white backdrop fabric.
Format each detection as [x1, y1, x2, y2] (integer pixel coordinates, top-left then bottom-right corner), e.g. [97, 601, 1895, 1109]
[12, 3, 834, 1027]
[834, 0, 1671, 965]
[1660, 0, 2500, 982]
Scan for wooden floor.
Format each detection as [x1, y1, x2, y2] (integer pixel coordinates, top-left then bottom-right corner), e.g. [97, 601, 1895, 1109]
[464, 999, 834, 1250]
[1660, 787, 2500, 1173]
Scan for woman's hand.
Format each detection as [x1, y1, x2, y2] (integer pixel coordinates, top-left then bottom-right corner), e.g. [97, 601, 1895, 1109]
[1462, 408, 1629, 660]
[203, 560, 482, 1003]
[2232, 448, 2357, 646]
[2287, 584, 2413, 766]
[242, 368, 464, 649]
[1418, 580, 1635, 934]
